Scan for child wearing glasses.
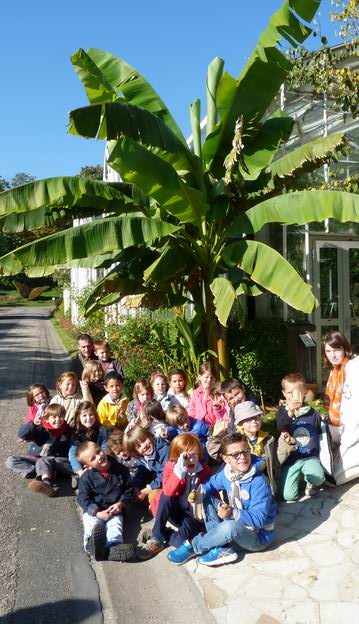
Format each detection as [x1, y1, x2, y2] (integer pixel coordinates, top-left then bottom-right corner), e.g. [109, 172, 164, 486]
[167, 432, 276, 566]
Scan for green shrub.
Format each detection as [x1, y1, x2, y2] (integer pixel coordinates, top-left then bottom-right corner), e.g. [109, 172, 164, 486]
[228, 319, 290, 404]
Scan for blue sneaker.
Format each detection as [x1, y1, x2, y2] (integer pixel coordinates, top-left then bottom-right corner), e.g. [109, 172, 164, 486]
[167, 540, 196, 565]
[198, 546, 238, 567]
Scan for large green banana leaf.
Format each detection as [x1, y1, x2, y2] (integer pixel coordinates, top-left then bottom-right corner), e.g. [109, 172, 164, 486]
[71, 48, 186, 144]
[223, 240, 317, 312]
[0, 214, 180, 276]
[232, 190, 359, 235]
[0, 177, 133, 217]
[264, 133, 347, 189]
[202, 0, 318, 174]
[143, 245, 192, 284]
[108, 137, 209, 225]
[238, 112, 295, 180]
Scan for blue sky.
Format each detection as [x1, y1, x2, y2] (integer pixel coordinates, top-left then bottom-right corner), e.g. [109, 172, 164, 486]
[1, 0, 337, 181]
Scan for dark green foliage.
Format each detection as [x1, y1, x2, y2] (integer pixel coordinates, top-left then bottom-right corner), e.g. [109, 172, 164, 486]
[228, 319, 290, 404]
[79, 165, 103, 180]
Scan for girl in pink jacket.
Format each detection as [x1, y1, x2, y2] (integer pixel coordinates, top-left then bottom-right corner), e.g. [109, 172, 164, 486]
[188, 362, 217, 425]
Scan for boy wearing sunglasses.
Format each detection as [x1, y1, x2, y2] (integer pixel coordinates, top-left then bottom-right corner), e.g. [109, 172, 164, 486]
[167, 432, 276, 566]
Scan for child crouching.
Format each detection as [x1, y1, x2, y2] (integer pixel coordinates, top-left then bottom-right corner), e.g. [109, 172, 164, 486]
[137, 433, 211, 559]
[6, 403, 72, 497]
[167, 432, 276, 567]
[77, 441, 134, 562]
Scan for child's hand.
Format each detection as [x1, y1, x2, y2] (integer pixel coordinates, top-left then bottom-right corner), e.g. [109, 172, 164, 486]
[160, 427, 168, 439]
[107, 501, 124, 515]
[287, 398, 302, 416]
[16, 437, 27, 445]
[281, 431, 295, 444]
[213, 419, 228, 437]
[96, 509, 112, 521]
[33, 414, 43, 425]
[136, 487, 150, 502]
[80, 380, 88, 392]
[217, 502, 232, 519]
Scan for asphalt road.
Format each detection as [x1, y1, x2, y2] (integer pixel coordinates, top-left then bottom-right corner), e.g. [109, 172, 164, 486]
[0, 307, 213, 624]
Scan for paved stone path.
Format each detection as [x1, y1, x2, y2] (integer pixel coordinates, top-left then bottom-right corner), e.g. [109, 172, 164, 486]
[184, 482, 359, 623]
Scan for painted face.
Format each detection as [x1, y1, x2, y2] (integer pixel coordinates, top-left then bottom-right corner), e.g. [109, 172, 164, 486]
[224, 387, 246, 408]
[33, 389, 48, 405]
[105, 378, 123, 400]
[81, 444, 110, 471]
[282, 381, 305, 404]
[241, 415, 261, 437]
[95, 348, 110, 363]
[78, 339, 93, 359]
[91, 367, 104, 383]
[79, 408, 97, 429]
[198, 372, 214, 389]
[137, 389, 152, 404]
[324, 344, 345, 367]
[152, 376, 167, 396]
[45, 412, 65, 429]
[135, 437, 154, 457]
[169, 374, 186, 394]
[60, 377, 77, 397]
[223, 441, 251, 474]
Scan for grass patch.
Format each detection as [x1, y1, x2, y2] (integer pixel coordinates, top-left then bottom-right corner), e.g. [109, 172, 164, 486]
[0, 288, 61, 307]
[50, 307, 78, 358]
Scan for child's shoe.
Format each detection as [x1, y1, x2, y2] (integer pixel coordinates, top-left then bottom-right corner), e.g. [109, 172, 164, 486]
[167, 540, 196, 565]
[28, 478, 57, 497]
[108, 542, 134, 562]
[305, 483, 321, 497]
[198, 546, 238, 567]
[137, 539, 164, 560]
[90, 524, 107, 561]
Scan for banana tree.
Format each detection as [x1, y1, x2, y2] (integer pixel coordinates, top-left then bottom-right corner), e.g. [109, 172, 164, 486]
[0, 0, 359, 376]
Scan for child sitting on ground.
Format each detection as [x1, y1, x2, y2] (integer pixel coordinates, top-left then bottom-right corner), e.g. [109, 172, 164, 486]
[167, 368, 191, 410]
[94, 340, 124, 378]
[151, 370, 171, 411]
[77, 441, 134, 562]
[209, 382, 229, 423]
[50, 371, 89, 428]
[126, 379, 154, 424]
[97, 371, 129, 430]
[167, 432, 276, 567]
[206, 380, 248, 461]
[107, 428, 142, 480]
[25, 383, 50, 423]
[123, 425, 169, 512]
[188, 362, 217, 425]
[68, 401, 108, 480]
[276, 373, 325, 501]
[165, 404, 209, 445]
[81, 361, 106, 407]
[138, 433, 211, 559]
[6, 403, 72, 497]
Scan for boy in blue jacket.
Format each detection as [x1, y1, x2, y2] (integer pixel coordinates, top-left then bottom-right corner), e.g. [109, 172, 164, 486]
[167, 432, 276, 566]
[77, 441, 134, 562]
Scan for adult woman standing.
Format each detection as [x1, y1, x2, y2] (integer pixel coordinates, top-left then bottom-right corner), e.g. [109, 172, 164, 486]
[323, 330, 352, 447]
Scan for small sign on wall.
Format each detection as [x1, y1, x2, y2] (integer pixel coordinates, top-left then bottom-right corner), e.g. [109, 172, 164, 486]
[299, 333, 316, 348]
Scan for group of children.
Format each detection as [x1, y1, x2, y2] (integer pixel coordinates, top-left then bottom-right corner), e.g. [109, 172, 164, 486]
[5, 333, 332, 567]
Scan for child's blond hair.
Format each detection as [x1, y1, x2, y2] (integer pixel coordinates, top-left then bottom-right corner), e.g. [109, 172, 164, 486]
[56, 371, 79, 393]
[123, 426, 154, 457]
[82, 360, 104, 383]
[166, 404, 188, 427]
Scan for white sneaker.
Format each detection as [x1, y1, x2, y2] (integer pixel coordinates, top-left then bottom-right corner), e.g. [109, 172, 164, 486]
[305, 483, 320, 497]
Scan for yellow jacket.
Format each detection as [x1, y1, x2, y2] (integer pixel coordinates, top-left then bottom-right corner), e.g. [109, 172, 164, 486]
[97, 393, 129, 429]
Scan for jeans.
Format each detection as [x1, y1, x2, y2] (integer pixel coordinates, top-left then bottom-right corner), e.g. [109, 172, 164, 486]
[82, 512, 124, 552]
[192, 498, 268, 555]
[280, 457, 325, 501]
[152, 494, 203, 547]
